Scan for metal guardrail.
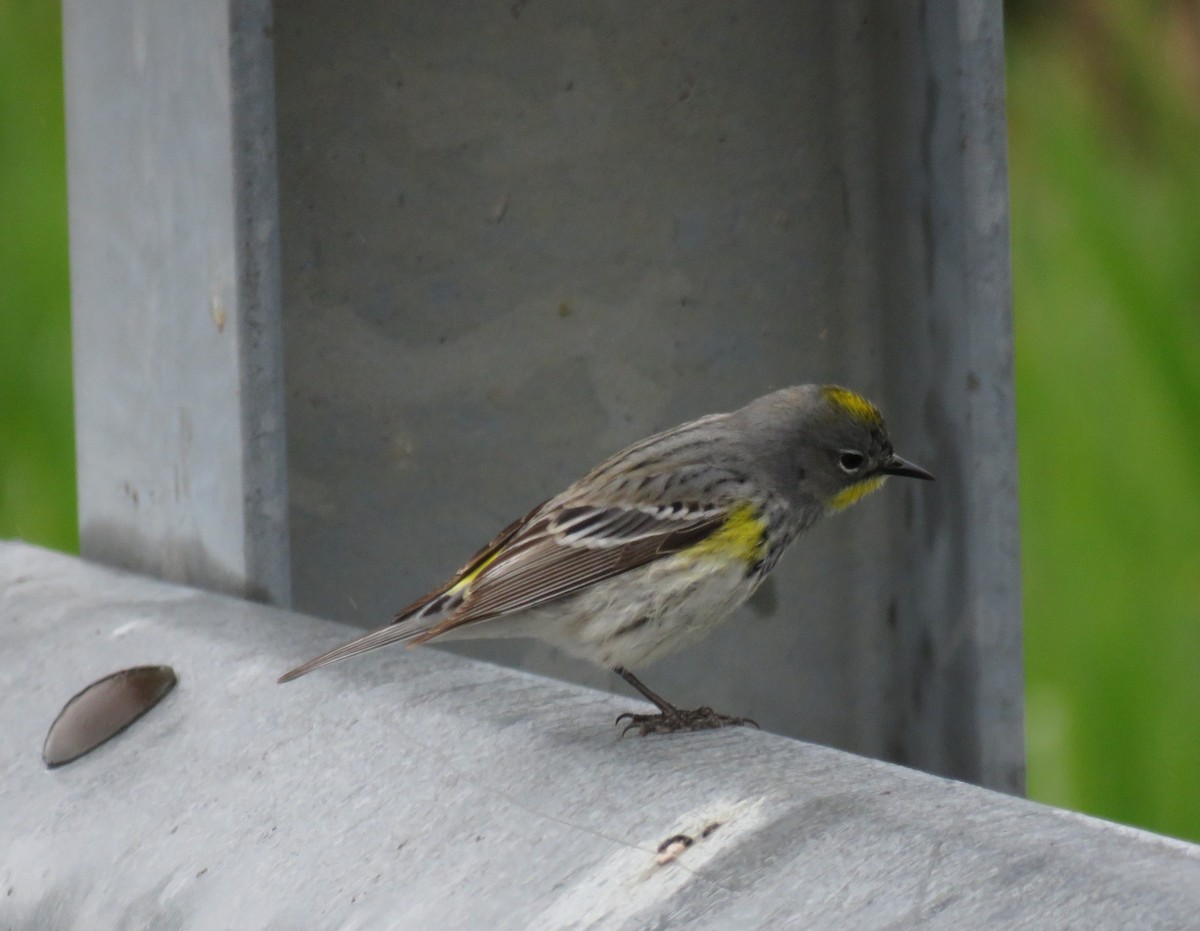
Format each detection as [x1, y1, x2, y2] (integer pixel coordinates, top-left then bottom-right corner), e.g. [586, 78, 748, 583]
[3, 542, 1197, 929]
[63, 0, 1023, 791]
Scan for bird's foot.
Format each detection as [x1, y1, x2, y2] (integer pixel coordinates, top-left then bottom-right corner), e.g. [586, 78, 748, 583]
[615, 706, 759, 736]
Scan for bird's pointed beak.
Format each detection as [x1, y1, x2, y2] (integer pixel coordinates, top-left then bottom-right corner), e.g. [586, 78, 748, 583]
[881, 454, 935, 481]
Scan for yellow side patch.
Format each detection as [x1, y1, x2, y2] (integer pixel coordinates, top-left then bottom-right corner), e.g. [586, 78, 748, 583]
[821, 385, 884, 428]
[686, 502, 768, 562]
[829, 475, 887, 512]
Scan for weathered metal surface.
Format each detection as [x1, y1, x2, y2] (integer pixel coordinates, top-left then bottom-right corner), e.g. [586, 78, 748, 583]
[64, 0, 289, 605]
[62, 0, 1021, 789]
[3, 544, 1195, 930]
[274, 1, 1021, 787]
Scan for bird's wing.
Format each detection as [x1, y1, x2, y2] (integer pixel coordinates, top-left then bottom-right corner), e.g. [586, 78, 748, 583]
[408, 500, 730, 642]
[277, 499, 731, 682]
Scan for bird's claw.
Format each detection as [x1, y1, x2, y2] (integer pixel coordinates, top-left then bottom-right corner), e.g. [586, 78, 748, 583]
[615, 707, 760, 736]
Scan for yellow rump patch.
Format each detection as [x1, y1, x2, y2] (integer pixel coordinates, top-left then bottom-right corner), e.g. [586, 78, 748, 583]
[829, 475, 887, 512]
[448, 546, 505, 594]
[821, 385, 884, 428]
[686, 502, 768, 562]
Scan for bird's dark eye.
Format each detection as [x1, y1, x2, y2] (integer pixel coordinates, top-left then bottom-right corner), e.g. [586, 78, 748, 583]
[838, 451, 865, 473]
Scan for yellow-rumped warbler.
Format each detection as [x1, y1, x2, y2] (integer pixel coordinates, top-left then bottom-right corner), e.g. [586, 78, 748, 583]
[279, 385, 933, 733]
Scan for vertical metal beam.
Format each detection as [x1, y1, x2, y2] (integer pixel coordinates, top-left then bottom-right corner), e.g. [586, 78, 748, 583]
[62, 0, 1019, 791]
[867, 1, 1024, 793]
[272, 0, 1021, 789]
[63, 0, 289, 604]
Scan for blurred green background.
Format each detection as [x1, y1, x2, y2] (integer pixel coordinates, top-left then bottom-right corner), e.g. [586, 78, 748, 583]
[1, 2, 1197, 842]
[0, 0, 75, 554]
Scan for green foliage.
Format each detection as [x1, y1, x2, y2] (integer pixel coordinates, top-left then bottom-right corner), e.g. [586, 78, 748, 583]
[1008, 1, 1200, 842]
[0, 0, 76, 552]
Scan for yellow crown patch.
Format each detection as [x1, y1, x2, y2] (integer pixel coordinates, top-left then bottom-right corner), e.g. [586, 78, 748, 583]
[821, 385, 884, 428]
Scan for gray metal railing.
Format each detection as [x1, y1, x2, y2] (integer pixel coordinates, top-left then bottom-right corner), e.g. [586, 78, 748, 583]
[2, 542, 1198, 929]
[63, 0, 1022, 793]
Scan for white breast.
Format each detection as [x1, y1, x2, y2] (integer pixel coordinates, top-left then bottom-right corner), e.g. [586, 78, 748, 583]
[446, 552, 761, 669]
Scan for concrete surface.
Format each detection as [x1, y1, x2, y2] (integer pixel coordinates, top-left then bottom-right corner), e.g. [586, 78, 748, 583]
[2, 542, 1196, 929]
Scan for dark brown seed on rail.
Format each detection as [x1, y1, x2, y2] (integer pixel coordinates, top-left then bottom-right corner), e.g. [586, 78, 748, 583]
[42, 665, 178, 768]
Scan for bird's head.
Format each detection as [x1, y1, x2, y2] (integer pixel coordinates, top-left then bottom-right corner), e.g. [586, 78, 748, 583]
[733, 384, 934, 512]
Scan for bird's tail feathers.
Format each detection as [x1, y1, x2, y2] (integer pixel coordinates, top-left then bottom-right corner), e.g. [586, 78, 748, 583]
[278, 615, 433, 683]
